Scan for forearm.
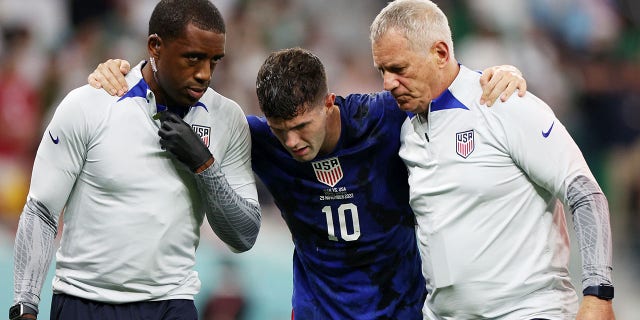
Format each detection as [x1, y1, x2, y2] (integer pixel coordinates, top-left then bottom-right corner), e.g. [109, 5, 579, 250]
[195, 161, 261, 253]
[13, 198, 59, 313]
[567, 175, 613, 289]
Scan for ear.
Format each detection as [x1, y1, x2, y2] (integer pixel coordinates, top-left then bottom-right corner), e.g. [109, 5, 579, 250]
[324, 93, 336, 108]
[148, 34, 162, 57]
[432, 41, 451, 67]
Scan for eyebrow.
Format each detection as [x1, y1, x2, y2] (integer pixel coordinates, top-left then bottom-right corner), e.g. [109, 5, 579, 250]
[270, 118, 310, 132]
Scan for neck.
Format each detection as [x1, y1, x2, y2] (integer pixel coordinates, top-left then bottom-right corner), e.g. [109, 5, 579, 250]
[142, 61, 156, 91]
[321, 105, 342, 155]
[439, 60, 460, 95]
[142, 61, 167, 106]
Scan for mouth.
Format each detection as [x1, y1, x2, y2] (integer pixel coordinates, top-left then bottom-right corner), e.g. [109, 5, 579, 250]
[291, 146, 309, 158]
[394, 95, 412, 107]
[187, 87, 206, 100]
[393, 96, 420, 113]
[392, 90, 410, 101]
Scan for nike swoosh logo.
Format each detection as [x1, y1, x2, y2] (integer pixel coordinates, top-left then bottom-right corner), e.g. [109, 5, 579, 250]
[49, 131, 60, 144]
[542, 121, 555, 138]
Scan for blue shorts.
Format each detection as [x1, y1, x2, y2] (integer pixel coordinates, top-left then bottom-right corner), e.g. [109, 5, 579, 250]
[51, 293, 198, 320]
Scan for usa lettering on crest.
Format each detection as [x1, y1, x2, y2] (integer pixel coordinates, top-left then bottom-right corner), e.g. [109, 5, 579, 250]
[312, 157, 343, 187]
[192, 125, 211, 147]
[456, 129, 474, 158]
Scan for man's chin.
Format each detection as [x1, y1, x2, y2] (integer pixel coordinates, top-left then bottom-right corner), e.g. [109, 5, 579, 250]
[289, 151, 309, 162]
[398, 102, 419, 113]
[291, 151, 317, 163]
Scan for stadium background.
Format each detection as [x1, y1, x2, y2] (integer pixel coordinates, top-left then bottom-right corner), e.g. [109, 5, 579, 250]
[0, 0, 638, 319]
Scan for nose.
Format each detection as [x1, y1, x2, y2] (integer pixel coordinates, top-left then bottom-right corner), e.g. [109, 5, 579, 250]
[195, 61, 213, 82]
[284, 131, 300, 149]
[383, 72, 399, 91]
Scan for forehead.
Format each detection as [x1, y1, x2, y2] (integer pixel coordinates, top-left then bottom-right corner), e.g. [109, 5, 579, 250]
[166, 23, 225, 56]
[267, 106, 321, 130]
[372, 30, 411, 64]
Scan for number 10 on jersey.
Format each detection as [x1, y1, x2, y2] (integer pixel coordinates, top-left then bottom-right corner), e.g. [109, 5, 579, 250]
[322, 203, 361, 241]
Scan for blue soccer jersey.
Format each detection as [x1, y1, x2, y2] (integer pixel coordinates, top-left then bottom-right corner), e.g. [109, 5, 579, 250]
[248, 92, 425, 319]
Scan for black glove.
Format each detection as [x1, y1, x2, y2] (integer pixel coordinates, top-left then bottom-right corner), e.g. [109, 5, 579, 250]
[158, 111, 213, 172]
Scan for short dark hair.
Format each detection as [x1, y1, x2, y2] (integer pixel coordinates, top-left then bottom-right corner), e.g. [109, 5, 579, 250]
[149, 0, 225, 40]
[256, 48, 328, 120]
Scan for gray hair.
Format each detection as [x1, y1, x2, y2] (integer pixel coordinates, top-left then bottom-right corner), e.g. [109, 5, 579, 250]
[370, 0, 454, 57]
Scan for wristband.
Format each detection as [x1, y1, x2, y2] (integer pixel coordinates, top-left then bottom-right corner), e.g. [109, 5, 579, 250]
[583, 284, 614, 300]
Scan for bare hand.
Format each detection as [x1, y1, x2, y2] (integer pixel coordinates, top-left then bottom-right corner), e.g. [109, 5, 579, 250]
[88, 59, 131, 97]
[576, 296, 615, 320]
[479, 65, 527, 106]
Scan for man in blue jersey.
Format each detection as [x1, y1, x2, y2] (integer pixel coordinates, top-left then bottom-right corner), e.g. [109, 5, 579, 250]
[250, 48, 426, 319]
[370, 0, 615, 319]
[88, 48, 525, 318]
[10, 1, 261, 319]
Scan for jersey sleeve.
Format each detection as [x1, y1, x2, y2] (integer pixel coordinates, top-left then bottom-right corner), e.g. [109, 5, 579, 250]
[216, 102, 259, 205]
[497, 94, 597, 199]
[496, 93, 613, 287]
[28, 86, 96, 217]
[195, 101, 260, 252]
[14, 86, 96, 311]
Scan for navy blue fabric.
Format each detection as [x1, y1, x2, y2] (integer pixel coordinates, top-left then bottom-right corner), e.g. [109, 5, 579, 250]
[51, 294, 197, 320]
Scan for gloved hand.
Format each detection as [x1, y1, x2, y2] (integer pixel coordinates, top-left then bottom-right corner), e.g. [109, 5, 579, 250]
[158, 111, 213, 172]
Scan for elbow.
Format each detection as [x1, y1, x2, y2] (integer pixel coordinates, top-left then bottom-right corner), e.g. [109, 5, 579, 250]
[229, 212, 261, 253]
[229, 232, 259, 253]
[230, 243, 253, 254]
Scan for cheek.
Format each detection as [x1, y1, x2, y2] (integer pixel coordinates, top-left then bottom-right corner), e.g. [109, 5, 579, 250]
[174, 67, 191, 83]
[399, 78, 412, 90]
[410, 75, 431, 95]
[163, 62, 190, 82]
[310, 127, 326, 146]
[159, 66, 177, 85]
[397, 78, 418, 96]
[294, 128, 311, 145]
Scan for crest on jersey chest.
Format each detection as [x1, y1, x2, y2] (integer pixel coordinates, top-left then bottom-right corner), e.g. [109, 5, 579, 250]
[456, 129, 475, 158]
[192, 125, 211, 147]
[311, 157, 343, 187]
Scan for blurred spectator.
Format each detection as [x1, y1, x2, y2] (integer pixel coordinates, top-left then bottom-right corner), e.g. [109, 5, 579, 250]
[0, 25, 41, 161]
[529, 0, 622, 54]
[456, 0, 573, 120]
[202, 258, 249, 320]
[0, 25, 41, 224]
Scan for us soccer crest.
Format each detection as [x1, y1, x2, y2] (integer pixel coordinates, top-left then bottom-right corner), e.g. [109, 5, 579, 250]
[312, 157, 343, 187]
[456, 129, 474, 158]
[192, 125, 211, 147]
